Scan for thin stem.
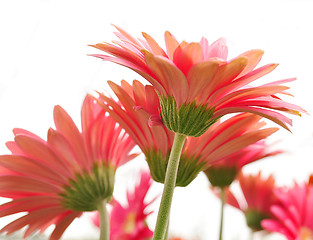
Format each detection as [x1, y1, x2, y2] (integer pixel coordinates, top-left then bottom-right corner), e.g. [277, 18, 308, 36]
[153, 133, 187, 240]
[97, 200, 110, 240]
[163, 218, 169, 240]
[219, 187, 226, 240]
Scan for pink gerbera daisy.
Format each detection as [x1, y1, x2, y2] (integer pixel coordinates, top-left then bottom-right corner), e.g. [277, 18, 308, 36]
[262, 182, 313, 240]
[97, 80, 278, 187]
[92, 171, 156, 240]
[91, 26, 304, 136]
[0, 95, 137, 240]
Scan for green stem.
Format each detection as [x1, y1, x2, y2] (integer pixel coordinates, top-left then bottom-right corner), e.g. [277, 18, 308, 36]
[97, 200, 109, 240]
[153, 133, 187, 240]
[219, 188, 226, 240]
[163, 219, 169, 240]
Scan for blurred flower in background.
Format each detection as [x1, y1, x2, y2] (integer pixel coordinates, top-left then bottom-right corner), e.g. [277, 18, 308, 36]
[221, 172, 279, 232]
[92, 171, 157, 240]
[262, 181, 313, 240]
[0, 95, 137, 240]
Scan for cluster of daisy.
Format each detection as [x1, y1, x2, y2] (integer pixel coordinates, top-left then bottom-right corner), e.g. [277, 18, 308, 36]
[0, 26, 309, 240]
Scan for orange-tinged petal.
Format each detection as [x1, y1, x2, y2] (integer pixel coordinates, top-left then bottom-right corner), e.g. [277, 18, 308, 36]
[186, 60, 220, 102]
[207, 63, 278, 105]
[213, 106, 292, 131]
[200, 56, 248, 101]
[215, 85, 290, 108]
[144, 52, 188, 106]
[0, 196, 61, 218]
[96, 94, 144, 148]
[91, 43, 145, 67]
[47, 129, 82, 174]
[236, 49, 264, 78]
[145, 84, 161, 116]
[1, 207, 65, 235]
[173, 42, 203, 75]
[53, 106, 89, 170]
[0, 155, 66, 185]
[50, 212, 80, 240]
[14, 135, 72, 178]
[164, 31, 179, 61]
[142, 32, 167, 57]
[108, 82, 155, 146]
[208, 128, 278, 161]
[0, 176, 62, 194]
[113, 25, 142, 47]
[132, 80, 147, 108]
[199, 114, 262, 158]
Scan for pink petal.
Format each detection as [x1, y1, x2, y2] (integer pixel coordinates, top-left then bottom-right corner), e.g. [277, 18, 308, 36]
[142, 32, 167, 57]
[164, 31, 179, 60]
[186, 60, 220, 102]
[144, 53, 188, 107]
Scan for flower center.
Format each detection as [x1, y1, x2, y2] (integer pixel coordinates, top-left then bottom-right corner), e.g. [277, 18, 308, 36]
[300, 227, 313, 240]
[123, 212, 137, 233]
[60, 163, 115, 211]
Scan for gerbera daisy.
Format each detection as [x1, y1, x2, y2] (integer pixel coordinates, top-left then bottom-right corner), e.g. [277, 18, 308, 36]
[91, 26, 304, 137]
[262, 182, 313, 240]
[205, 139, 281, 188]
[92, 171, 156, 240]
[0, 95, 137, 240]
[221, 172, 279, 231]
[97, 80, 278, 187]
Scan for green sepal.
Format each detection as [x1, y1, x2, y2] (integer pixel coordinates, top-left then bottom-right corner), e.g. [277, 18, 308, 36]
[159, 96, 218, 137]
[204, 166, 238, 188]
[245, 209, 270, 231]
[60, 163, 115, 211]
[145, 149, 206, 187]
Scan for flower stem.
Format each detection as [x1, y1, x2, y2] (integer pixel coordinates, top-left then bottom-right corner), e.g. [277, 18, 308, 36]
[219, 187, 226, 240]
[163, 219, 169, 240]
[153, 133, 187, 240]
[97, 200, 110, 240]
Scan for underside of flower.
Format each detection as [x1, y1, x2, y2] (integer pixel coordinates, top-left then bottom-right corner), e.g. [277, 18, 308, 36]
[145, 149, 206, 187]
[245, 209, 270, 231]
[60, 163, 115, 211]
[204, 166, 238, 188]
[159, 96, 218, 137]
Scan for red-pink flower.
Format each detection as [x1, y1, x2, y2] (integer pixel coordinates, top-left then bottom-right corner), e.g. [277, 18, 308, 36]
[91, 26, 304, 136]
[262, 183, 313, 239]
[204, 136, 281, 187]
[220, 172, 279, 231]
[92, 171, 156, 240]
[0, 95, 136, 240]
[97, 80, 278, 186]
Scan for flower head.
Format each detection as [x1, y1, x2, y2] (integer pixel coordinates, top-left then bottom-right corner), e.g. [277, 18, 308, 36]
[219, 172, 279, 231]
[97, 80, 278, 187]
[92, 171, 156, 240]
[91, 26, 305, 136]
[204, 135, 281, 188]
[0, 95, 136, 239]
[262, 183, 313, 240]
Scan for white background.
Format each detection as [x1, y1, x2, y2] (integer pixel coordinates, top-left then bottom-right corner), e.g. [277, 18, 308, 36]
[1, 0, 313, 239]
